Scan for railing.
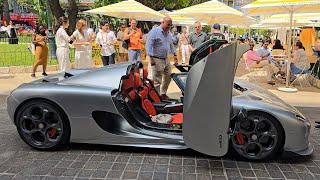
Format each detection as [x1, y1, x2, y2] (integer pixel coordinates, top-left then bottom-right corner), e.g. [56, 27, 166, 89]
[0, 43, 76, 67]
[0, 35, 33, 44]
[0, 38, 147, 68]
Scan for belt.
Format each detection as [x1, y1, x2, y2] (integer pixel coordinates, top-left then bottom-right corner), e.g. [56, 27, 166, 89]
[150, 56, 166, 60]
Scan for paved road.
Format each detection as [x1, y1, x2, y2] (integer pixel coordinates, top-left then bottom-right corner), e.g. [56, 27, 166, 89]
[0, 95, 320, 180]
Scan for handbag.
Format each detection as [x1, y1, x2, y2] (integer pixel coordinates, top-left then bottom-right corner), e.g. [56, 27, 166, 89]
[122, 28, 131, 49]
[27, 43, 35, 55]
[122, 39, 129, 49]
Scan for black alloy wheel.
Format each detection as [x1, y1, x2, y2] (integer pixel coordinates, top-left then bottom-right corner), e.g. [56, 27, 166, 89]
[16, 100, 70, 150]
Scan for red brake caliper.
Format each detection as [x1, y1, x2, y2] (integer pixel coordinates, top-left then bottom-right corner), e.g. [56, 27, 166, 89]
[48, 128, 57, 139]
[236, 133, 245, 145]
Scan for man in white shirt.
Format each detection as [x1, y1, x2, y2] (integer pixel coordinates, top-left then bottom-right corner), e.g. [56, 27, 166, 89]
[96, 21, 117, 66]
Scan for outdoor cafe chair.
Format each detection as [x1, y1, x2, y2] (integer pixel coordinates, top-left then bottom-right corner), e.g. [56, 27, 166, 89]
[271, 49, 286, 62]
[290, 64, 312, 88]
[243, 56, 267, 83]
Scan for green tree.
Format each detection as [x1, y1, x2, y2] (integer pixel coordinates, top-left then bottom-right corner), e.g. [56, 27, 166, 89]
[17, 0, 48, 25]
[2, 0, 10, 25]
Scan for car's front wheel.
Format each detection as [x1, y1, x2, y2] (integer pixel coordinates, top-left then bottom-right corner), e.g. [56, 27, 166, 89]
[15, 99, 70, 150]
[231, 112, 285, 160]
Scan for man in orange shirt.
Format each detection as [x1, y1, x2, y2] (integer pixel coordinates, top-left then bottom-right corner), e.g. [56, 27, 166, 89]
[124, 18, 143, 62]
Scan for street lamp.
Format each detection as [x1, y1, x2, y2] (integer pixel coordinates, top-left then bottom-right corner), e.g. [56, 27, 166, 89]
[46, 0, 56, 59]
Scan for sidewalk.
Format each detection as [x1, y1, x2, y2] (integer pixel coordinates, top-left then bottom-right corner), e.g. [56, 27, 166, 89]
[1, 67, 320, 107]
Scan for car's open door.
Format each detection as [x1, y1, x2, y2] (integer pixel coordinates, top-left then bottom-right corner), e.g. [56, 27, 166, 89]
[183, 42, 248, 156]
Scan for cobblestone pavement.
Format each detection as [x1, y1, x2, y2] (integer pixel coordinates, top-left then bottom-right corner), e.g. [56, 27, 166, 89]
[0, 95, 320, 180]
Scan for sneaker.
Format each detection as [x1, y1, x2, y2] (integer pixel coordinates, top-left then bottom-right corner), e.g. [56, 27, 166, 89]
[31, 74, 36, 78]
[42, 72, 48, 76]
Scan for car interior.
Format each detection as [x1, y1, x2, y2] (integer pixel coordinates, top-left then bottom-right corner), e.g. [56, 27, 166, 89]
[114, 39, 230, 132]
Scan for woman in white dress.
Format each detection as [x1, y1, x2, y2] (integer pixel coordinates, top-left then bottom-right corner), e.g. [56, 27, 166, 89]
[72, 19, 94, 69]
[55, 16, 72, 72]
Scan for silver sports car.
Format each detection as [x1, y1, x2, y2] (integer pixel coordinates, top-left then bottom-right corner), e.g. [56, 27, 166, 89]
[7, 42, 313, 160]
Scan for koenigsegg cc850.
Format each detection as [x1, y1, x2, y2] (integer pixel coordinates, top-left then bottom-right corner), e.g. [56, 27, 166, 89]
[7, 42, 313, 160]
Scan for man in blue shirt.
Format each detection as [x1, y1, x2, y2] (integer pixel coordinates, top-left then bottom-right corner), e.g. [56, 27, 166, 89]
[257, 40, 272, 61]
[146, 16, 178, 100]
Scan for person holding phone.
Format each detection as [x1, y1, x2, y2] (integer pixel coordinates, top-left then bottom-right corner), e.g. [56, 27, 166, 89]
[31, 25, 48, 78]
[124, 18, 143, 62]
[96, 21, 117, 66]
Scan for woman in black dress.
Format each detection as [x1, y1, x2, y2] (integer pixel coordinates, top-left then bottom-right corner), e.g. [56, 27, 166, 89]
[8, 21, 18, 44]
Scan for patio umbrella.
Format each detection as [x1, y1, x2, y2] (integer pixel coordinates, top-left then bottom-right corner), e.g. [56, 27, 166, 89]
[170, 0, 256, 26]
[157, 8, 206, 26]
[85, 0, 165, 22]
[266, 13, 320, 21]
[260, 18, 313, 26]
[242, 0, 320, 92]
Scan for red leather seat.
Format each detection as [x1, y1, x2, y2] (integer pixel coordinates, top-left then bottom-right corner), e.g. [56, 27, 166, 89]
[124, 70, 183, 124]
[171, 113, 183, 124]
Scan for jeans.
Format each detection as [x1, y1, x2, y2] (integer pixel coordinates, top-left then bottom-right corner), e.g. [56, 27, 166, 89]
[290, 63, 308, 75]
[128, 49, 141, 62]
[101, 53, 115, 66]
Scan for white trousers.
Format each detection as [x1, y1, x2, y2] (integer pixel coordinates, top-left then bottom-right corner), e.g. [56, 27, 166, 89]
[181, 44, 190, 64]
[56, 47, 70, 72]
[74, 48, 93, 69]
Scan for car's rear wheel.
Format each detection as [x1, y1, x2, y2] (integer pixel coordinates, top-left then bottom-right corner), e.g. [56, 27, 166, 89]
[231, 112, 284, 160]
[15, 99, 70, 150]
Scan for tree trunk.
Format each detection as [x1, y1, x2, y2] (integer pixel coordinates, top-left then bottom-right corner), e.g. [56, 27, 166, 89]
[67, 0, 78, 34]
[47, 0, 64, 23]
[3, 0, 10, 25]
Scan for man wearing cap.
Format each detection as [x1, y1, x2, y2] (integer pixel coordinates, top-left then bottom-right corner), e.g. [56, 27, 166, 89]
[146, 16, 178, 100]
[189, 21, 208, 52]
[210, 23, 225, 40]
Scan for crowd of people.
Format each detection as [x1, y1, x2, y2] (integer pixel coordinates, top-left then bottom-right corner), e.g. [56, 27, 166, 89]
[245, 38, 312, 85]
[29, 15, 319, 97]
[0, 21, 19, 44]
[30, 16, 228, 99]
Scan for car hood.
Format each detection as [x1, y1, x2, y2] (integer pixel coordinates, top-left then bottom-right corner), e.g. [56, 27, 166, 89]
[235, 79, 302, 115]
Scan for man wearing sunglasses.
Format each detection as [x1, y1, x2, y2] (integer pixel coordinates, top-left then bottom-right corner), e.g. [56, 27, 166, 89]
[146, 16, 177, 100]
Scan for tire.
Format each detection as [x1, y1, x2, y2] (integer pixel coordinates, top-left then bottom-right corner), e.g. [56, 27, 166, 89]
[230, 112, 285, 161]
[15, 99, 70, 150]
